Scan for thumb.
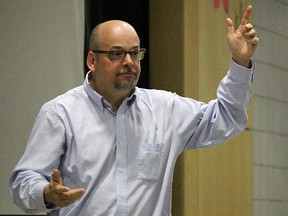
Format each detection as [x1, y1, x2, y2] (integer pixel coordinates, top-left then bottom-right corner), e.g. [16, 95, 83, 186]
[226, 18, 235, 37]
[52, 169, 62, 185]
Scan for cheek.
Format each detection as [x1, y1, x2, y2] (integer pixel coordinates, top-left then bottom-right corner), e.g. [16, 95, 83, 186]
[95, 65, 116, 83]
[99, 62, 117, 74]
[135, 63, 141, 74]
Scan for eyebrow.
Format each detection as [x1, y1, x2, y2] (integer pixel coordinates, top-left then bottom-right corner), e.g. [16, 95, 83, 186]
[110, 46, 140, 50]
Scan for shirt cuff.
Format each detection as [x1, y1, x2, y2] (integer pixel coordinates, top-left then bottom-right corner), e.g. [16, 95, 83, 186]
[228, 59, 254, 85]
[32, 182, 57, 212]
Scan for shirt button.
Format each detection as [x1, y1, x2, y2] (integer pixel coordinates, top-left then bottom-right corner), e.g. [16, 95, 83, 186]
[118, 116, 122, 121]
[119, 194, 126, 199]
[118, 168, 126, 172]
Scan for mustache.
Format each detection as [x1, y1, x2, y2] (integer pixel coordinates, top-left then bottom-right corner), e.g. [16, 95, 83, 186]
[116, 67, 137, 75]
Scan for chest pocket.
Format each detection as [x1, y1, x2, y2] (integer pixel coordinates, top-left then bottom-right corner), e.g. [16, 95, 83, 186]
[137, 143, 162, 182]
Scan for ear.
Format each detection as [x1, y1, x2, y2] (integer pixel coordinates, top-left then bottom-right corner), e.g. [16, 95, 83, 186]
[86, 51, 96, 71]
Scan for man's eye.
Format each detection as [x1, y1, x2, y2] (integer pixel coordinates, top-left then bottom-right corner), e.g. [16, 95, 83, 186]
[130, 50, 139, 56]
[111, 51, 124, 56]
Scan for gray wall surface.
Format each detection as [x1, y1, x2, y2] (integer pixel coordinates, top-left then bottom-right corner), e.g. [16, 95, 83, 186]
[252, 0, 288, 215]
[0, 1, 84, 213]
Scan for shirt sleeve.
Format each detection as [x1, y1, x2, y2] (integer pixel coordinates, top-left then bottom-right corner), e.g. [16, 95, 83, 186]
[172, 59, 254, 150]
[9, 104, 65, 213]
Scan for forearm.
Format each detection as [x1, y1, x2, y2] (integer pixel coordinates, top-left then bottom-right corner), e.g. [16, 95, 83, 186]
[219, 58, 254, 108]
[9, 170, 52, 213]
[178, 59, 254, 149]
[9, 107, 66, 212]
[213, 59, 254, 130]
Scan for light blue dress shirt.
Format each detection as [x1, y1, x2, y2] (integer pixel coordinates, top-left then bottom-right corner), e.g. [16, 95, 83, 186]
[9, 60, 254, 216]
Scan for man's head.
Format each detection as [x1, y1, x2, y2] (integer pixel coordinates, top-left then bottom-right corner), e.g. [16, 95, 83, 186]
[86, 20, 145, 98]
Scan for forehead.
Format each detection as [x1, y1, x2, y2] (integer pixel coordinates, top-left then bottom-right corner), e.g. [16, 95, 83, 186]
[97, 22, 140, 49]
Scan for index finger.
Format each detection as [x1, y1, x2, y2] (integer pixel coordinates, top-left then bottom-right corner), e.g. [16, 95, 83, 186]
[241, 5, 253, 25]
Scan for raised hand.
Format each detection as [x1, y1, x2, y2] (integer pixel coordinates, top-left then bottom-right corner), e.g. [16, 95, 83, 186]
[226, 5, 259, 68]
[44, 169, 85, 208]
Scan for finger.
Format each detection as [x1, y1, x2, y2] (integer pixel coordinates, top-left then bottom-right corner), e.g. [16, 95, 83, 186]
[52, 169, 62, 185]
[241, 5, 253, 26]
[247, 36, 259, 46]
[226, 18, 235, 37]
[63, 188, 86, 199]
[54, 184, 70, 193]
[58, 188, 86, 207]
[245, 23, 253, 31]
[246, 28, 256, 38]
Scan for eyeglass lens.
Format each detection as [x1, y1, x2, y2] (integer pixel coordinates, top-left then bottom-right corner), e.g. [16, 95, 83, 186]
[110, 49, 145, 61]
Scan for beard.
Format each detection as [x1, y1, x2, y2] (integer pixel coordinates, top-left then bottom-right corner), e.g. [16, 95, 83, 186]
[114, 67, 139, 91]
[114, 79, 138, 90]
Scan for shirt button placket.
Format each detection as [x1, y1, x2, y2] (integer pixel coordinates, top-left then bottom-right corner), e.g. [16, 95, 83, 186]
[115, 110, 128, 215]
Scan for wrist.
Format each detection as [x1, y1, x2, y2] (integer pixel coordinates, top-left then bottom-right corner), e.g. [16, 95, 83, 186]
[43, 184, 55, 208]
[232, 57, 251, 68]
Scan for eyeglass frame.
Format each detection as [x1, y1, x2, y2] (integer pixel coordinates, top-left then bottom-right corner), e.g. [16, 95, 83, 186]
[92, 48, 146, 62]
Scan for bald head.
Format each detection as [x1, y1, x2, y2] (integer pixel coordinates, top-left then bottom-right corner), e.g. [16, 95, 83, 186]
[89, 20, 140, 51]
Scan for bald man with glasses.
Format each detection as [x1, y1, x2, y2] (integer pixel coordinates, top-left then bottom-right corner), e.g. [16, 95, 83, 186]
[9, 5, 259, 216]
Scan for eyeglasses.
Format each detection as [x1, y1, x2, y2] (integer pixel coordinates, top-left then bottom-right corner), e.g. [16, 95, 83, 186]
[92, 48, 146, 62]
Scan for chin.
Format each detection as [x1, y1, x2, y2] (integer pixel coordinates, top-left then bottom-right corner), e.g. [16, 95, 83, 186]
[115, 78, 138, 90]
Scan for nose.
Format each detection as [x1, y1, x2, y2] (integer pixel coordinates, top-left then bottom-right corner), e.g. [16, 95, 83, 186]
[122, 53, 134, 66]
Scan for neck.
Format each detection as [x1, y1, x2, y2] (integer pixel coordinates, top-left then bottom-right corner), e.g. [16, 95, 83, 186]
[89, 79, 132, 112]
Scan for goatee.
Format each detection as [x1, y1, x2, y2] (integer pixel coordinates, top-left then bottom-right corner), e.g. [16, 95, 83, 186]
[114, 67, 139, 91]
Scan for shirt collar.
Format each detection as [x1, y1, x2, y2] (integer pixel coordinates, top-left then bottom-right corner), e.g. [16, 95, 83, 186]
[84, 71, 137, 112]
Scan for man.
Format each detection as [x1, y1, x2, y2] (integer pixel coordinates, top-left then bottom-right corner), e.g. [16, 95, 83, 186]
[9, 5, 259, 216]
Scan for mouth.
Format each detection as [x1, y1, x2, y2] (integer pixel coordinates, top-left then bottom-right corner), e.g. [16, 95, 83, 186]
[117, 68, 137, 79]
[117, 67, 137, 75]
[117, 72, 136, 77]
